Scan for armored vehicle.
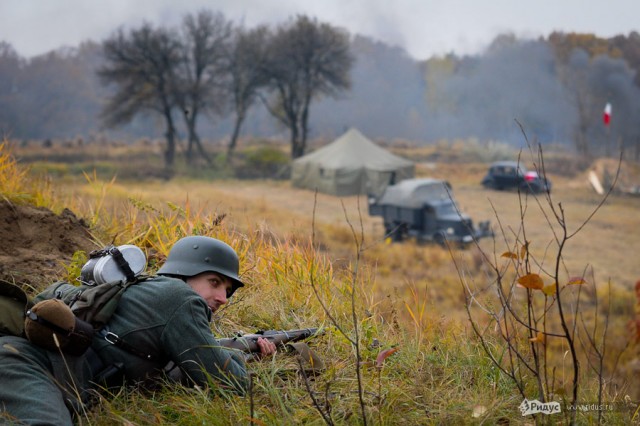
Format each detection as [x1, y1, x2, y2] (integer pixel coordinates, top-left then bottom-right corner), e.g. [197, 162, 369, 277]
[368, 178, 492, 245]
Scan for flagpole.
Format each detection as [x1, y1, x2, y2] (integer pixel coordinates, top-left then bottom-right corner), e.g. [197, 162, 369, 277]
[606, 121, 610, 157]
[603, 102, 612, 157]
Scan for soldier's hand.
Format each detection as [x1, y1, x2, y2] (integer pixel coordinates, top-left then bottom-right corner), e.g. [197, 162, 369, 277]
[256, 337, 277, 358]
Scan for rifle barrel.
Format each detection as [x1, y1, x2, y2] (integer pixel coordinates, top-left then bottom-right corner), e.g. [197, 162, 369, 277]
[218, 328, 321, 353]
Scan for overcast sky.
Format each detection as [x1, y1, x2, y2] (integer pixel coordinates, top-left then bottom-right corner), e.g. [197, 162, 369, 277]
[1, 0, 638, 60]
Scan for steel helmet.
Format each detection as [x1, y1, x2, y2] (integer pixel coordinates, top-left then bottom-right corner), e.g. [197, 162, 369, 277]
[157, 236, 244, 296]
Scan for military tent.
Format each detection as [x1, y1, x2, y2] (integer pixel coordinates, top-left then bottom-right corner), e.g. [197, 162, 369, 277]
[291, 128, 415, 196]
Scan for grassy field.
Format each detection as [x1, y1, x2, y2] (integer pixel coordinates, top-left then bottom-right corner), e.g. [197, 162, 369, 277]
[49, 157, 639, 316]
[5, 140, 640, 424]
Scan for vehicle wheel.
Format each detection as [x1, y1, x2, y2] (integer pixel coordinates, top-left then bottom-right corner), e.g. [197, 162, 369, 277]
[392, 226, 404, 242]
[482, 179, 498, 190]
[385, 223, 403, 242]
[433, 231, 446, 247]
[522, 183, 540, 194]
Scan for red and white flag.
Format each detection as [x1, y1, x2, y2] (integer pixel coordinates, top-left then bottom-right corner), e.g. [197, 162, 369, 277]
[603, 102, 612, 126]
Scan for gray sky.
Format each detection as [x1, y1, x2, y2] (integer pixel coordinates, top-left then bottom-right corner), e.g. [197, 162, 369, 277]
[1, 0, 638, 60]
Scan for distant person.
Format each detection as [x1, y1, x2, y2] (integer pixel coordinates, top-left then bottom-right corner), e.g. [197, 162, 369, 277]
[0, 236, 276, 425]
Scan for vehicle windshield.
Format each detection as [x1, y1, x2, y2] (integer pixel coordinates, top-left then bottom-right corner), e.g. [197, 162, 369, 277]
[415, 182, 450, 201]
[491, 163, 526, 176]
[434, 202, 459, 216]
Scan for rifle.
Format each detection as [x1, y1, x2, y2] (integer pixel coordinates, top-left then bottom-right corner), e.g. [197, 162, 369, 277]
[163, 328, 324, 383]
[218, 328, 322, 353]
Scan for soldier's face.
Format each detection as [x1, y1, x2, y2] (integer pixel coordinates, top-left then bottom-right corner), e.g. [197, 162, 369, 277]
[187, 272, 233, 313]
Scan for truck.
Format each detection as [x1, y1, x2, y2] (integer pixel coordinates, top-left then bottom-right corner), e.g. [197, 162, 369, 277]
[368, 178, 493, 245]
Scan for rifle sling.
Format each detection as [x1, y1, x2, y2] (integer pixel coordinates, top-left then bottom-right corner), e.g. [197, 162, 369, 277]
[101, 329, 160, 363]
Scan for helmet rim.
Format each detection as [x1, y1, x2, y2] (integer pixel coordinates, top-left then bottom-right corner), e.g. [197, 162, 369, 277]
[156, 236, 244, 295]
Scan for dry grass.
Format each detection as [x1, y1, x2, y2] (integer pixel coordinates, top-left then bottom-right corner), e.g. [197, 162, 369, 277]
[61, 164, 637, 309]
[19, 141, 640, 340]
[4, 140, 640, 424]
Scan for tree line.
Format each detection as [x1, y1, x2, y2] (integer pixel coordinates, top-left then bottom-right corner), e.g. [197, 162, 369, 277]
[423, 31, 640, 160]
[98, 11, 352, 169]
[2, 12, 640, 166]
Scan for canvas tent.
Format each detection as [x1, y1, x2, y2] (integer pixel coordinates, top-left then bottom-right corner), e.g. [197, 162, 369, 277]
[291, 128, 415, 196]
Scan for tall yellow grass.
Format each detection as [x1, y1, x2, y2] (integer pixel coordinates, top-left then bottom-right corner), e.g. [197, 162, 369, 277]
[2, 140, 637, 424]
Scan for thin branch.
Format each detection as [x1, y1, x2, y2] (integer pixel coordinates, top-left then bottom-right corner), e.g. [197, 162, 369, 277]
[308, 191, 355, 345]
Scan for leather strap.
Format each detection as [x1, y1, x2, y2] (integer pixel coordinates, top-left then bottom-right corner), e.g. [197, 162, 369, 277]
[101, 329, 160, 362]
[108, 247, 136, 282]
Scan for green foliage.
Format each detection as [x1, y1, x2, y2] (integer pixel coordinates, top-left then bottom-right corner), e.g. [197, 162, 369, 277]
[234, 146, 290, 179]
[28, 159, 166, 180]
[62, 250, 89, 283]
[0, 142, 51, 206]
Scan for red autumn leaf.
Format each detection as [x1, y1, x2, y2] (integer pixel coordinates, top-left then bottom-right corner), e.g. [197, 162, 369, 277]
[567, 277, 587, 285]
[517, 273, 544, 290]
[376, 347, 399, 368]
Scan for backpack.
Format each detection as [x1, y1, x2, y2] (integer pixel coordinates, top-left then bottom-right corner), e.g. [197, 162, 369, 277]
[34, 275, 151, 330]
[34, 245, 149, 330]
[1, 245, 148, 340]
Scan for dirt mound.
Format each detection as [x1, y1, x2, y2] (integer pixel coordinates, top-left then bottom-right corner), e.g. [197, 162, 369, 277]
[0, 200, 95, 289]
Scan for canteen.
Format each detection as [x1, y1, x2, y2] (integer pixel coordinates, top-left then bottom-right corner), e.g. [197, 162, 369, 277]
[80, 244, 146, 285]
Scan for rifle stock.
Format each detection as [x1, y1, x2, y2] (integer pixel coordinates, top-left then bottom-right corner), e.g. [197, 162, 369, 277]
[218, 328, 321, 353]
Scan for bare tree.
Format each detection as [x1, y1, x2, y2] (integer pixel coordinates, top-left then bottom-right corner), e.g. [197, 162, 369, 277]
[226, 25, 270, 159]
[262, 15, 353, 159]
[457, 132, 624, 424]
[98, 23, 182, 170]
[178, 10, 232, 165]
[560, 49, 598, 158]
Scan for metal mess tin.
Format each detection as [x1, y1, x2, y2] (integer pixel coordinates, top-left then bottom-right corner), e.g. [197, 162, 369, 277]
[80, 245, 147, 286]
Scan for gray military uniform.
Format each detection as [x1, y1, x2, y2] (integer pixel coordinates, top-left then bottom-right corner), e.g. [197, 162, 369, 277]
[0, 275, 248, 425]
[91, 275, 247, 389]
[0, 335, 89, 425]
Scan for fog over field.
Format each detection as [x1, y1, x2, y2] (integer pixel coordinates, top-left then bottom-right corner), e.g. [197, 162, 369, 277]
[1, 0, 637, 60]
[1, 1, 640, 158]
